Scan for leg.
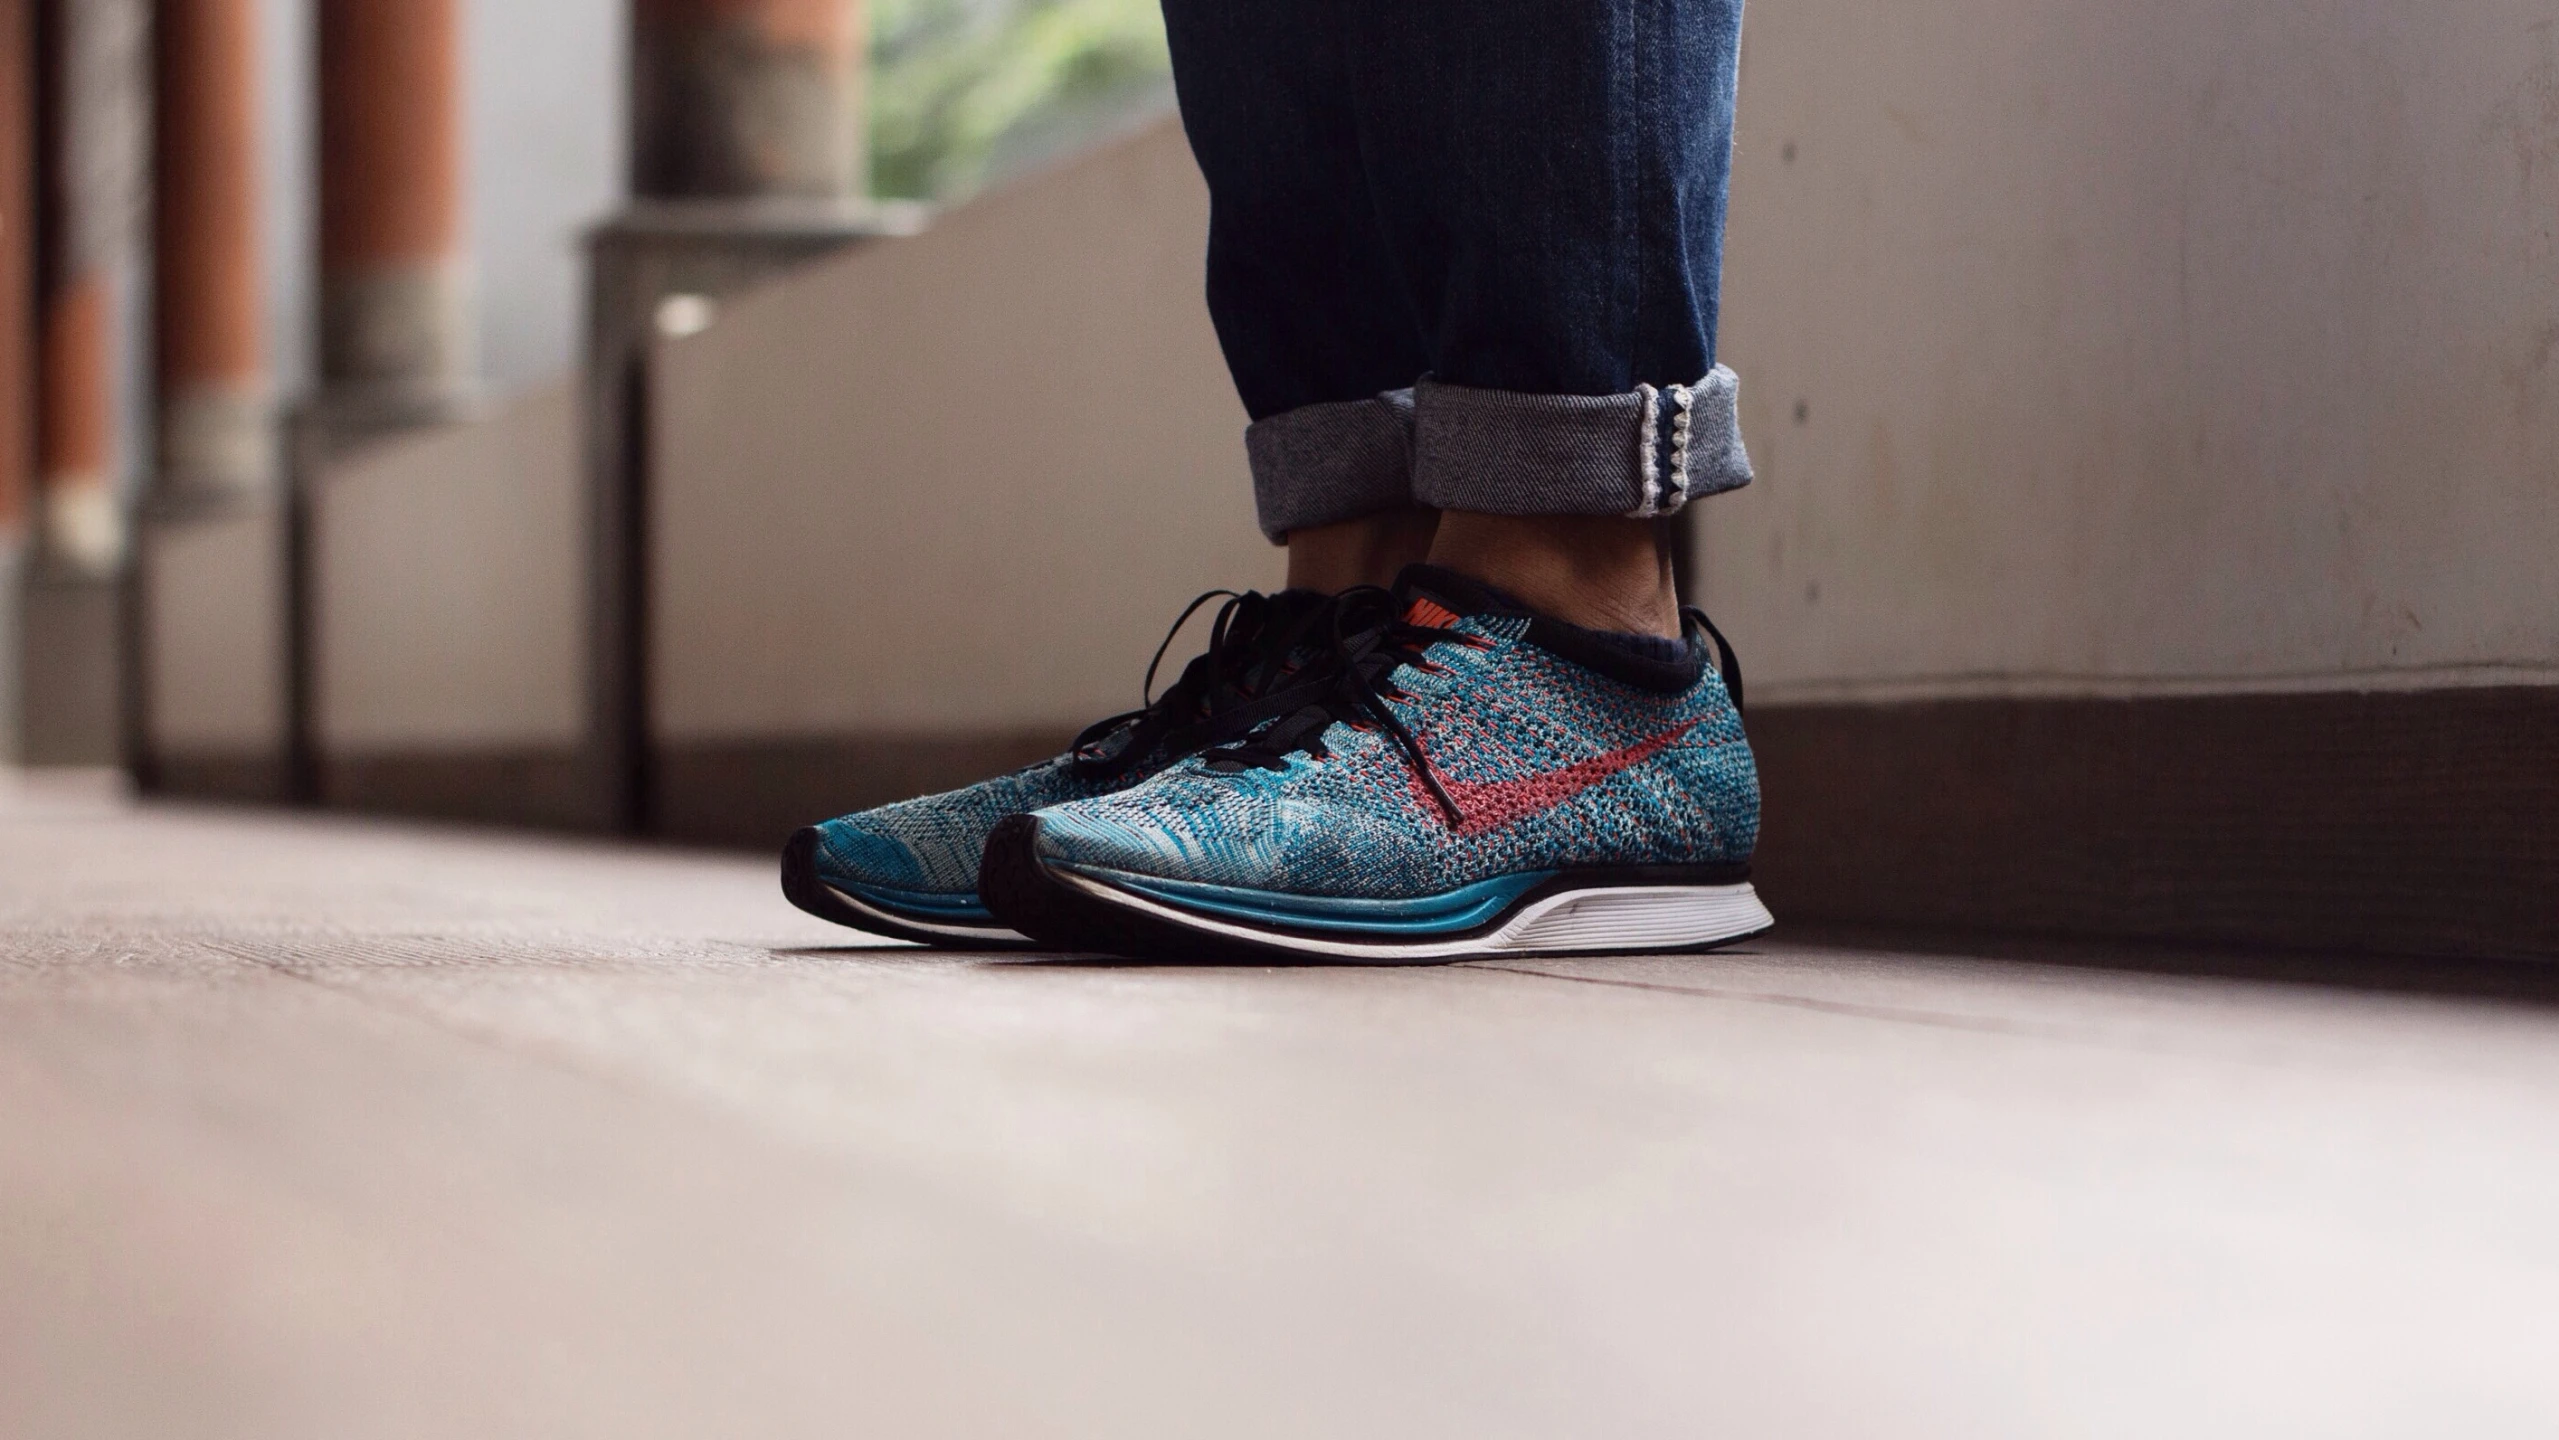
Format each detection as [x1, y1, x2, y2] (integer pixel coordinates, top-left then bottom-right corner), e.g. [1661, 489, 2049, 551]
[1160, 0, 1437, 585]
[1281, 510, 1447, 595]
[1425, 510, 1683, 638]
[1351, 0, 1752, 635]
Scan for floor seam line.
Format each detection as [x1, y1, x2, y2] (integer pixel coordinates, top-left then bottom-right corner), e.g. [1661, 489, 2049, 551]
[1456, 961, 2162, 1046]
[1457, 964, 2559, 1079]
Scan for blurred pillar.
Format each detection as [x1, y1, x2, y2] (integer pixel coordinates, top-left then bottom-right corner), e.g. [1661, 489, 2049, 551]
[315, 0, 470, 426]
[1, 0, 34, 546]
[153, 0, 269, 505]
[133, 0, 287, 801]
[19, 0, 146, 768]
[35, 0, 147, 578]
[632, 0, 867, 200]
[587, 0, 909, 832]
[287, 0, 472, 804]
[1, 0, 31, 759]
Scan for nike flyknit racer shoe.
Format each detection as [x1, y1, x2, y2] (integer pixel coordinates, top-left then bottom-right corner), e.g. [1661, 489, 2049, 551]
[979, 567, 1773, 964]
[781, 588, 1333, 947]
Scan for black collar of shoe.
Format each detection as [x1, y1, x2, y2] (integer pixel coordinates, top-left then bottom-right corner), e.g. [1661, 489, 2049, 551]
[1393, 564, 1709, 696]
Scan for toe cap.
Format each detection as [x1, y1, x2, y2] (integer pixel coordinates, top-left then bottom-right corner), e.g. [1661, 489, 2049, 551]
[810, 817, 933, 891]
[1028, 801, 1216, 881]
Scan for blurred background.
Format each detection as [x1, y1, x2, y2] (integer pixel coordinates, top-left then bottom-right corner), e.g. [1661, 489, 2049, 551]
[1, 0, 2553, 960]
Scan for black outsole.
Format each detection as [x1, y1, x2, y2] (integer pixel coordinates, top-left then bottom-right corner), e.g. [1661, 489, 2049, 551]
[977, 814, 1264, 963]
[977, 814, 1773, 967]
[779, 826, 1035, 950]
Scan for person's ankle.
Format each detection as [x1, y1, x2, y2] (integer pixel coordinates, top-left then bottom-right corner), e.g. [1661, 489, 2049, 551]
[1424, 511, 1681, 639]
[1284, 509, 1441, 592]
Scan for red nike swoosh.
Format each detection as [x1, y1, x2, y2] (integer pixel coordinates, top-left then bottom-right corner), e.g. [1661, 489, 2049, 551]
[1408, 718, 1703, 837]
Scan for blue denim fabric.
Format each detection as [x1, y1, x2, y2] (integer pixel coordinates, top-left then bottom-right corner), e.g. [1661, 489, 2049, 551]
[1161, 0, 1751, 533]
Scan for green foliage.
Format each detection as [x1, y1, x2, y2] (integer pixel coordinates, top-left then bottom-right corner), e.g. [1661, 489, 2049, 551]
[871, 0, 1173, 201]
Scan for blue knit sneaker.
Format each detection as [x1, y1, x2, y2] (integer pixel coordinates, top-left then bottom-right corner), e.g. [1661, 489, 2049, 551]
[979, 566, 1771, 963]
[781, 588, 1333, 947]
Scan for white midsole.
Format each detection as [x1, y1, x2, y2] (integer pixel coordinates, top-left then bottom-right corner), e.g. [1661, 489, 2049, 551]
[1053, 870, 1773, 961]
[823, 883, 1031, 945]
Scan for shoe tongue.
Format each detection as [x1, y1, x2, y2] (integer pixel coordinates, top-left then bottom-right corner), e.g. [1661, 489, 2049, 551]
[1209, 588, 1325, 656]
[1231, 588, 1340, 693]
[1392, 564, 1535, 624]
[1262, 586, 1332, 628]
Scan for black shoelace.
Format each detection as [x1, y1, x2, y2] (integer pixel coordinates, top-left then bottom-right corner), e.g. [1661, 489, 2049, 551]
[1067, 590, 1334, 780]
[1196, 586, 1485, 827]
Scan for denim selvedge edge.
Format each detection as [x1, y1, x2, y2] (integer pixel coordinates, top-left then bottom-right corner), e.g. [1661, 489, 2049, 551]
[1410, 367, 1752, 519]
[1247, 388, 1418, 541]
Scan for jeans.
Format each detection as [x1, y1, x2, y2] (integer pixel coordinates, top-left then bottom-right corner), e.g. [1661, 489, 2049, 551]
[1159, 0, 1754, 541]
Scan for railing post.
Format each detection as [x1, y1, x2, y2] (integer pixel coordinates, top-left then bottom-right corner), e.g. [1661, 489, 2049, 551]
[586, 0, 915, 835]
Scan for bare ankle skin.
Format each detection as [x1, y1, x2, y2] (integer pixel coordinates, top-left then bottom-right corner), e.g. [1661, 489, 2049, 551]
[1284, 509, 1442, 592]
[1426, 511, 1681, 638]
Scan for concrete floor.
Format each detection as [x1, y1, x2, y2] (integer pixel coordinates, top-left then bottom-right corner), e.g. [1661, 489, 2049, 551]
[3, 772, 2554, 1439]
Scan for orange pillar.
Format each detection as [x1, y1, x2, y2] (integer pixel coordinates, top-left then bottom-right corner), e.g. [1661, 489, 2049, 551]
[316, 0, 469, 412]
[631, 0, 867, 199]
[35, 271, 109, 556]
[36, 0, 147, 576]
[0, 0, 33, 542]
[154, 0, 269, 501]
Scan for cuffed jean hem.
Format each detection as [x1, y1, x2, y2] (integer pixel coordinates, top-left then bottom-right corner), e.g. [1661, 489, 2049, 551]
[1247, 389, 1417, 542]
[1411, 365, 1752, 519]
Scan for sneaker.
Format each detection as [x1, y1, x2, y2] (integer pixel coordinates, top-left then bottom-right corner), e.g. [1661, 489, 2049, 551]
[978, 566, 1772, 963]
[781, 588, 1334, 947]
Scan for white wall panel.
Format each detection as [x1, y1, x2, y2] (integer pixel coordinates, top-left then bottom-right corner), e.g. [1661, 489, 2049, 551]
[146, 510, 284, 752]
[652, 120, 1281, 741]
[1709, 0, 2559, 702]
[314, 382, 586, 750]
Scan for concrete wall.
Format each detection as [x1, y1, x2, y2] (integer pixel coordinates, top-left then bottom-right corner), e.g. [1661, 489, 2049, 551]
[650, 119, 1279, 750]
[312, 381, 585, 762]
[143, 507, 283, 764]
[1708, 0, 2559, 703]
[658, 0, 2559, 760]
[14, 576, 123, 766]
